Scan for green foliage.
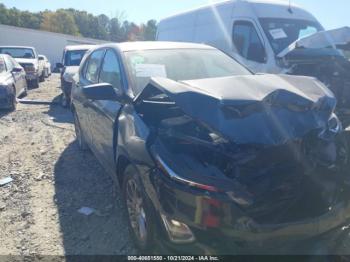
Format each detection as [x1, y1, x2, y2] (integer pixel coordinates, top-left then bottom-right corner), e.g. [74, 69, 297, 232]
[0, 4, 158, 41]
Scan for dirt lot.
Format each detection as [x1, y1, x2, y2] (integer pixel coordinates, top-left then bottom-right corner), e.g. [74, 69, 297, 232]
[0, 74, 136, 257]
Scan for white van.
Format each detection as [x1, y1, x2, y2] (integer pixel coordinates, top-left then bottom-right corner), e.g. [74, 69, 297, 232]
[157, 0, 350, 119]
[157, 0, 325, 73]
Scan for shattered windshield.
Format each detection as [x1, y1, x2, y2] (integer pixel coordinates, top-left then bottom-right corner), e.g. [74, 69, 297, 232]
[64, 50, 88, 66]
[259, 18, 323, 55]
[125, 48, 251, 95]
[0, 47, 35, 59]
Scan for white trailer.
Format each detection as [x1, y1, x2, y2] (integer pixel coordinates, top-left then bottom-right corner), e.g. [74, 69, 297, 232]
[0, 24, 107, 69]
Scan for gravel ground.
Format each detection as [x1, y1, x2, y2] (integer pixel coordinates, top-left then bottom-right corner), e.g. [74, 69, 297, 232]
[0, 74, 135, 257]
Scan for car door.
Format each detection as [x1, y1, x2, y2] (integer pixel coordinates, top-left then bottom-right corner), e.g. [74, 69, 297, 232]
[10, 57, 27, 94]
[4, 56, 22, 96]
[231, 20, 268, 73]
[75, 48, 106, 146]
[88, 48, 125, 173]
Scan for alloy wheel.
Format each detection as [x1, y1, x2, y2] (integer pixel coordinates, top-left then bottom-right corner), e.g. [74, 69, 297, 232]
[126, 178, 147, 242]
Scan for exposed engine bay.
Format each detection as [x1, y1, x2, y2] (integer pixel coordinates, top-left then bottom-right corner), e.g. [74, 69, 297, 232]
[135, 75, 350, 225]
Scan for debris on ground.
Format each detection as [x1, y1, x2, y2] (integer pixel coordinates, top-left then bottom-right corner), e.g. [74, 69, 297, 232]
[0, 177, 13, 186]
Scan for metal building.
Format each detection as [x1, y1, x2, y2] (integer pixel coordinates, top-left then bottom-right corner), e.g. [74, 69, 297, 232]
[0, 24, 108, 69]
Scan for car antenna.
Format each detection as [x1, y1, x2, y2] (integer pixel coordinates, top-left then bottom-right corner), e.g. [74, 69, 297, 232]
[288, 0, 293, 13]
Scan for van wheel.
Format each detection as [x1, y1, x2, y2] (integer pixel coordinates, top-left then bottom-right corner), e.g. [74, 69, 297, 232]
[74, 112, 88, 150]
[123, 165, 156, 252]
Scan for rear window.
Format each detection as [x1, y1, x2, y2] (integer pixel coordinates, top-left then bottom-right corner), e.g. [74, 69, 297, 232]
[64, 50, 88, 66]
[0, 48, 35, 59]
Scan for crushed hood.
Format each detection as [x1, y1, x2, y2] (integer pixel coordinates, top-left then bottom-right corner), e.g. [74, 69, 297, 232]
[278, 27, 350, 58]
[141, 74, 336, 145]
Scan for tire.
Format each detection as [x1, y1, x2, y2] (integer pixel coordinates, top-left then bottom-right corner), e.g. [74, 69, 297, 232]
[61, 93, 69, 108]
[30, 78, 39, 89]
[123, 165, 156, 252]
[74, 112, 89, 151]
[9, 91, 17, 112]
[21, 85, 28, 98]
[44, 69, 48, 78]
[39, 72, 45, 82]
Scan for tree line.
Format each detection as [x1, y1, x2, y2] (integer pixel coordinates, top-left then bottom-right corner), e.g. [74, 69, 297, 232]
[0, 4, 157, 41]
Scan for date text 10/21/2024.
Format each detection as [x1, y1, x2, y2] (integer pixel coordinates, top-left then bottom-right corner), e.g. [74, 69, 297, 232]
[127, 256, 220, 261]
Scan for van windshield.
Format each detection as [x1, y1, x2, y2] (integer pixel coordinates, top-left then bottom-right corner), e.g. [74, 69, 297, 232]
[0, 47, 35, 59]
[64, 50, 88, 66]
[259, 18, 323, 55]
[124, 48, 252, 95]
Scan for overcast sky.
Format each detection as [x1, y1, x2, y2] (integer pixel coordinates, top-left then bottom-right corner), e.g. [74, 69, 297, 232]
[1, 0, 349, 30]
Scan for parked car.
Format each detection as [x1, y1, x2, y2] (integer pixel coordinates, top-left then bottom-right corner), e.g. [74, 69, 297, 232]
[0, 54, 27, 111]
[38, 54, 51, 78]
[0, 46, 45, 88]
[57, 45, 94, 107]
[157, 0, 350, 123]
[71, 42, 350, 254]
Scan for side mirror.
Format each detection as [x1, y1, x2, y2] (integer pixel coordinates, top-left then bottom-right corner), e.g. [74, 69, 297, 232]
[56, 63, 64, 69]
[12, 67, 23, 73]
[82, 83, 125, 102]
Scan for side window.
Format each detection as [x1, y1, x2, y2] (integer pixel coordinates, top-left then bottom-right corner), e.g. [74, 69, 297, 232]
[99, 49, 123, 90]
[232, 21, 266, 63]
[85, 49, 105, 83]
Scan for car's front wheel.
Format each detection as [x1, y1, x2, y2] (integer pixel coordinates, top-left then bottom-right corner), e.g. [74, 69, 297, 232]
[74, 112, 88, 150]
[123, 165, 156, 252]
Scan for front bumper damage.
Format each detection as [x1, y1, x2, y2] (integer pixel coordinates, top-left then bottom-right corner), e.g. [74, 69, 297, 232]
[130, 75, 350, 254]
[152, 170, 350, 254]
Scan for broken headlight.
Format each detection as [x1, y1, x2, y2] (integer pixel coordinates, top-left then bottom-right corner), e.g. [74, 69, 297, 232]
[154, 154, 219, 193]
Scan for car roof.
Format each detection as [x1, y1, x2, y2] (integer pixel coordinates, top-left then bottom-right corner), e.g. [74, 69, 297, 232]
[64, 45, 96, 51]
[160, 0, 302, 21]
[0, 46, 35, 50]
[96, 41, 215, 52]
[0, 54, 10, 58]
